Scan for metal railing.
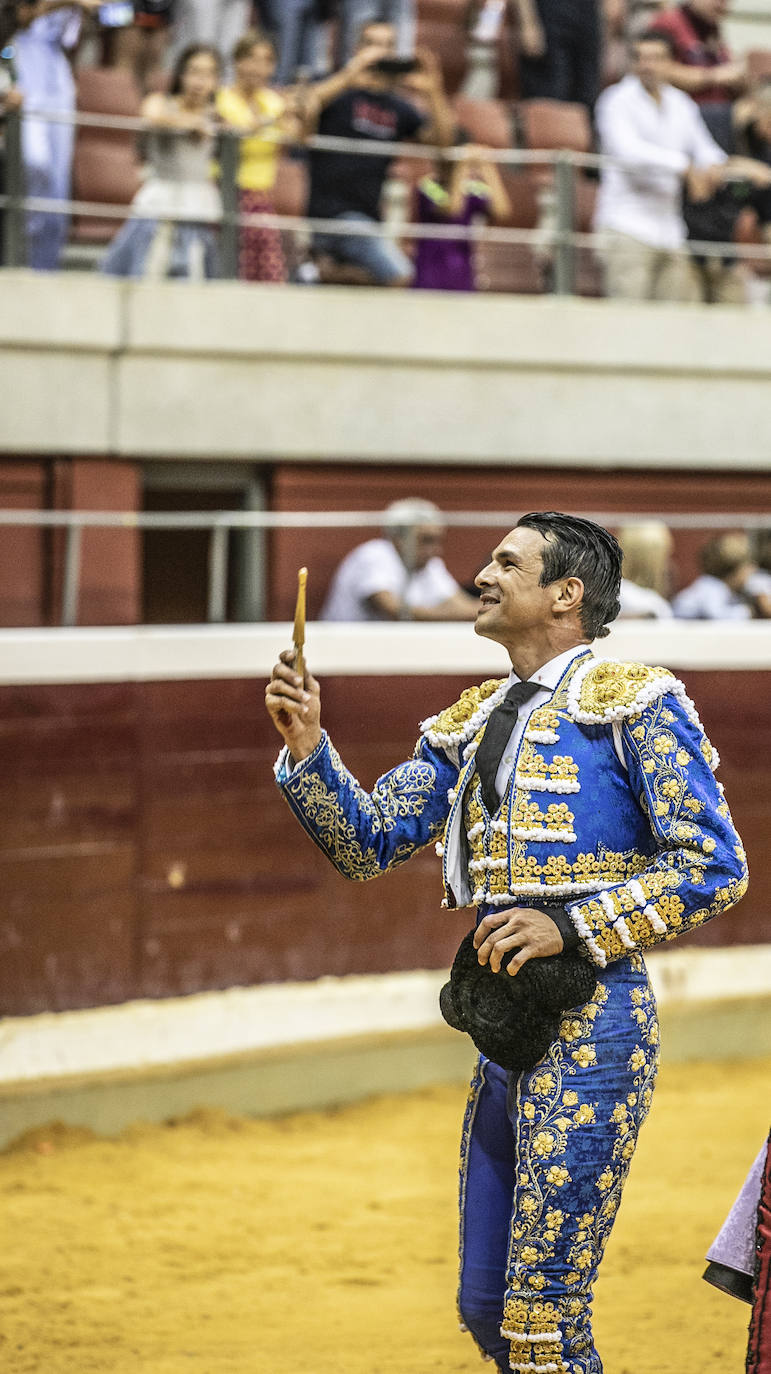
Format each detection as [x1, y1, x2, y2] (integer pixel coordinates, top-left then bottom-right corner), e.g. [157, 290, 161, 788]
[0, 507, 768, 627]
[2, 106, 771, 291]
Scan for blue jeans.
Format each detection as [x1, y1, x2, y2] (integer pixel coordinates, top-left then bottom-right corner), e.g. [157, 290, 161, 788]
[313, 211, 412, 284]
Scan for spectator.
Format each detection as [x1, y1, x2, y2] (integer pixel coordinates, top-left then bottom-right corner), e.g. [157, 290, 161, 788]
[111, 1, 173, 95]
[594, 30, 730, 301]
[169, 0, 250, 79]
[301, 21, 453, 287]
[672, 531, 771, 619]
[413, 141, 511, 291]
[682, 87, 771, 303]
[617, 520, 675, 618]
[101, 43, 221, 278]
[264, 0, 329, 89]
[512, 0, 602, 111]
[216, 31, 296, 283]
[337, 1, 415, 65]
[11, 0, 100, 271]
[320, 499, 479, 621]
[648, 0, 746, 106]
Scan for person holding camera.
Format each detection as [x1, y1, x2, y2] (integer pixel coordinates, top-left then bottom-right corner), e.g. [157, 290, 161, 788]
[300, 19, 453, 286]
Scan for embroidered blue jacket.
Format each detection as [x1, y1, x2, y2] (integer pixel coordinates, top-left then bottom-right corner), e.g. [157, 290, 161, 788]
[275, 652, 748, 968]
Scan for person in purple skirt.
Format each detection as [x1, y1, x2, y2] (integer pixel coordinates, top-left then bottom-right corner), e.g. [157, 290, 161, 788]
[413, 140, 511, 292]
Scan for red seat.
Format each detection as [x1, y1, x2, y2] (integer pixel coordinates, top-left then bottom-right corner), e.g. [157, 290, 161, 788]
[72, 67, 143, 245]
[452, 95, 514, 148]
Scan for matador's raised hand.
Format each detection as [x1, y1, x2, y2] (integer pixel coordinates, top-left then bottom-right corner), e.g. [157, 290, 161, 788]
[265, 649, 322, 762]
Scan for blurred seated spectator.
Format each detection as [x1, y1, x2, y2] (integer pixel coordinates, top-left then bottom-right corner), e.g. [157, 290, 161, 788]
[337, 1, 415, 65]
[513, 0, 602, 111]
[263, 0, 329, 88]
[216, 31, 297, 282]
[109, 1, 173, 95]
[300, 21, 453, 286]
[594, 30, 729, 300]
[672, 531, 771, 619]
[617, 520, 674, 618]
[320, 499, 479, 621]
[683, 88, 771, 302]
[101, 43, 221, 277]
[169, 0, 250, 78]
[648, 0, 747, 106]
[413, 140, 511, 291]
[12, 0, 99, 270]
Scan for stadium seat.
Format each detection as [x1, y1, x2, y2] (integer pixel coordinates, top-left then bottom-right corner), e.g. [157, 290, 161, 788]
[71, 67, 143, 246]
[518, 98, 592, 158]
[451, 95, 515, 148]
[475, 166, 545, 295]
[415, 13, 469, 94]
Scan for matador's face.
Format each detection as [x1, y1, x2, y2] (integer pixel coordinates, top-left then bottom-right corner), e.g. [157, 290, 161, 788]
[473, 526, 557, 646]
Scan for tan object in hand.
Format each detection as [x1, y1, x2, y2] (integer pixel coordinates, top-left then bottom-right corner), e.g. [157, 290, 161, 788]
[293, 566, 308, 683]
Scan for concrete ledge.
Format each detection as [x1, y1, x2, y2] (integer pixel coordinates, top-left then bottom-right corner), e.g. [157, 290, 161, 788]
[0, 620, 770, 684]
[3, 272, 771, 464]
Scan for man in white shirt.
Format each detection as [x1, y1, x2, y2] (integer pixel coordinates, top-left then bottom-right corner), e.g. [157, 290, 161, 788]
[594, 29, 728, 300]
[320, 498, 479, 621]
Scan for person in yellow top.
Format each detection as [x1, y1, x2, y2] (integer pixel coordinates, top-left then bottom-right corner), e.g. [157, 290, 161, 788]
[216, 31, 293, 282]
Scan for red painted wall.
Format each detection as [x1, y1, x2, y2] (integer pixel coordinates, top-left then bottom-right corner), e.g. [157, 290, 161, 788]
[0, 669, 766, 1016]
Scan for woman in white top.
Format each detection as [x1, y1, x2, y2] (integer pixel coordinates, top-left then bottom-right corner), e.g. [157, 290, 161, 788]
[101, 43, 221, 279]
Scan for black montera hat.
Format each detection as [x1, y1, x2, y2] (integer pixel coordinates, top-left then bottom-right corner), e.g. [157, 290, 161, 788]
[439, 930, 597, 1073]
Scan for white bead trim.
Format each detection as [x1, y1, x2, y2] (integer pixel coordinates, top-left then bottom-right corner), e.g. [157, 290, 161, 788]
[566, 904, 608, 968]
[474, 878, 618, 901]
[612, 914, 636, 951]
[525, 729, 559, 744]
[504, 1332, 562, 1345]
[469, 856, 508, 873]
[565, 658, 721, 770]
[514, 773, 580, 794]
[511, 826, 577, 843]
[626, 878, 648, 907]
[466, 821, 485, 842]
[421, 679, 508, 749]
[643, 902, 668, 935]
[435, 841, 444, 857]
[510, 1363, 560, 1372]
[599, 891, 617, 920]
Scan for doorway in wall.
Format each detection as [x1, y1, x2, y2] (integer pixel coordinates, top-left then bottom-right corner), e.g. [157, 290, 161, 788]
[141, 463, 267, 623]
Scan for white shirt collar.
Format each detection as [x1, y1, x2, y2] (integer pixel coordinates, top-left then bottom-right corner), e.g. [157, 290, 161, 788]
[505, 643, 590, 693]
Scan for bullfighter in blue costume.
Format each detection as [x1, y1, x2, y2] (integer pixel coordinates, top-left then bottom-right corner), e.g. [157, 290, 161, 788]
[265, 512, 748, 1373]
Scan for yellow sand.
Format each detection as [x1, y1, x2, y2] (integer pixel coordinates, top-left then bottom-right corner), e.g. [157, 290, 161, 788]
[1, 1056, 767, 1374]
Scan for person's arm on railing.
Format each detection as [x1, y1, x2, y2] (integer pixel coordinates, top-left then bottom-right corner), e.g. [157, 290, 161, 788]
[141, 91, 213, 138]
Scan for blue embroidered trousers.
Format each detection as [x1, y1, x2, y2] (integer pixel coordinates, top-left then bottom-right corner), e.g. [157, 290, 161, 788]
[457, 954, 659, 1374]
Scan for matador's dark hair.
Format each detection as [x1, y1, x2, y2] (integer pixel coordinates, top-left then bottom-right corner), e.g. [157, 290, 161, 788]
[516, 511, 622, 640]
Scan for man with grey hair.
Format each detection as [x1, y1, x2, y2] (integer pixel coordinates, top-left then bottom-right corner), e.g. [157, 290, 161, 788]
[320, 498, 479, 621]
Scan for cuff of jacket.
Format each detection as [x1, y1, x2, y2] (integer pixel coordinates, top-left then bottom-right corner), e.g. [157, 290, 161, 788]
[537, 903, 581, 955]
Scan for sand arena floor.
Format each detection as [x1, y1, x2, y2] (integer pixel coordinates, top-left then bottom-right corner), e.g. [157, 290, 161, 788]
[1, 1055, 768, 1374]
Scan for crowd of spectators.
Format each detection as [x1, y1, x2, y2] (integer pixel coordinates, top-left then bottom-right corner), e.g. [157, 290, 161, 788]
[1, 0, 771, 297]
[322, 507, 771, 622]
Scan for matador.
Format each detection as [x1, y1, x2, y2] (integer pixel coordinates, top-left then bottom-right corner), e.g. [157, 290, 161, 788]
[266, 511, 748, 1373]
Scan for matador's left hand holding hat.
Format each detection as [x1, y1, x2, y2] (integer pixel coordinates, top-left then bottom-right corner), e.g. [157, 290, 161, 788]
[440, 930, 597, 1073]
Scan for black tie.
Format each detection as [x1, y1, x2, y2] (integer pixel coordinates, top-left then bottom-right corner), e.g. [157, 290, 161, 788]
[474, 680, 542, 816]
